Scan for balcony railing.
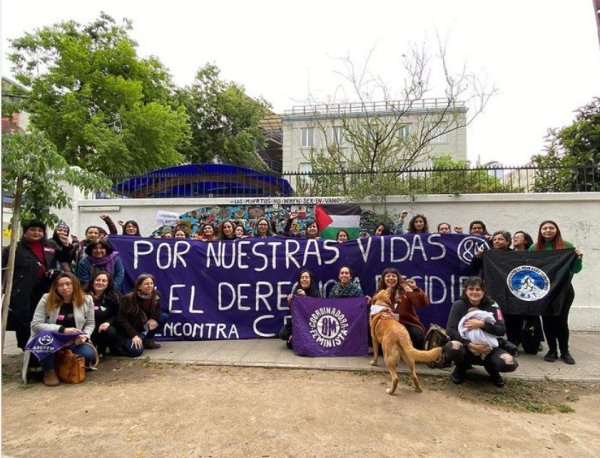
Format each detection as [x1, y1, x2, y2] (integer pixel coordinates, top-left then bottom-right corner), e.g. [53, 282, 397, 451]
[92, 164, 599, 199]
[283, 98, 467, 116]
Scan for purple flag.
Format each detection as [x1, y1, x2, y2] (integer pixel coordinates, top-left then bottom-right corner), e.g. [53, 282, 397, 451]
[291, 296, 368, 357]
[25, 330, 81, 362]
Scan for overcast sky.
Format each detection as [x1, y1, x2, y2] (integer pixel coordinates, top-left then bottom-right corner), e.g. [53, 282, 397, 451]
[2, 0, 599, 166]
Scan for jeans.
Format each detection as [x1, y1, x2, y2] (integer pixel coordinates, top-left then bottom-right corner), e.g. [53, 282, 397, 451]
[40, 343, 96, 371]
[113, 312, 169, 358]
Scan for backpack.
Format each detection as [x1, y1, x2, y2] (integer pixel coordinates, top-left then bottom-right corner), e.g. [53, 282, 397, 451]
[520, 316, 543, 355]
[424, 324, 451, 369]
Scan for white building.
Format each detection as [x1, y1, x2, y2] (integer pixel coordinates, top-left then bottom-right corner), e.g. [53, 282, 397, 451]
[281, 98, 468, 173]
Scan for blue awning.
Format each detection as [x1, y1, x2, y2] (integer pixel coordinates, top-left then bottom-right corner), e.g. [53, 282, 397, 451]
[112, 164, 293, 198]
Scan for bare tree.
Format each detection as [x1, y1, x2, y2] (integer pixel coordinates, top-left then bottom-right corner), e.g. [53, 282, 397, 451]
[296, 35, 496, 204]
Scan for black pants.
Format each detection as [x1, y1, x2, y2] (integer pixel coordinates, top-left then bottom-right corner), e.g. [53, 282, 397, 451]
[505, 314, 544, 354]
[445, 342, 518, 377]
[542, 285, 575, 354]
[9, 278, 49, 349]
[91, 326, 122, 354]
[405, 324, 425, 350]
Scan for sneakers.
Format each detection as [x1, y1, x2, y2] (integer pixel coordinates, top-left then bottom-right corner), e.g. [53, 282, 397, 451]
[544, 350, 558, 362]
[43, 369, 60, 387]
[451, 366, 466, 384]
[143, 340, 161, 350]
[561, 352, 576, 365]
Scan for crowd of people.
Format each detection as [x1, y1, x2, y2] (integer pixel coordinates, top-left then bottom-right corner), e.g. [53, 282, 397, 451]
[2, 211, 583, 389]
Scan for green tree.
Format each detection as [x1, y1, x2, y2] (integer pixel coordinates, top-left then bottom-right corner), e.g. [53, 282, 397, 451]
[1, 130, 111, 350]
[8, 13, 190, 175]
[177, 64, 271, 170]
[532, 97, 600, 192]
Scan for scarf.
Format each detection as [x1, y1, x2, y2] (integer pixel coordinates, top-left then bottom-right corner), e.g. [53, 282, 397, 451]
[88, 251, 118, 275]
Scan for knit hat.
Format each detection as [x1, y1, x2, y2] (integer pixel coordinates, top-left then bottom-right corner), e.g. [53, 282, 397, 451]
[22, 220, 46, 232]
[55, 222, 70, 234]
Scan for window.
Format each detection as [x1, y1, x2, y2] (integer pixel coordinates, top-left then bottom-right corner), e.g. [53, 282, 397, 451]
[331, 126, 345, 145]
[301, 128, 314, 147]
[396, 124, 410, 140]
[299, 162, 312, 173]
[431, 122, 449, 143]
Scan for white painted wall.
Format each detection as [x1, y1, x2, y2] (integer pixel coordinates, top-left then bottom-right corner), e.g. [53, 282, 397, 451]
[54, 192, 600, 330]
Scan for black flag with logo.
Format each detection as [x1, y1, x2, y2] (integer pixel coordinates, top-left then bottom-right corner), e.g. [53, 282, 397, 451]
[483, 249, 578, 316]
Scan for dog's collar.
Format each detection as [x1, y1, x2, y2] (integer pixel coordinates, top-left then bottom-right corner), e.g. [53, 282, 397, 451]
[370, 304, 393, 316]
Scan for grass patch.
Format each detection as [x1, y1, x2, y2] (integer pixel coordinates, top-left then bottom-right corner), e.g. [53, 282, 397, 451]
[558, 403, 575, 413]
[424, 373, 594, 414]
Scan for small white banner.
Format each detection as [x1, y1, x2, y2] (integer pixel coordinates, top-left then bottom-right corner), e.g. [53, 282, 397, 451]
[156, 210, 179, 226]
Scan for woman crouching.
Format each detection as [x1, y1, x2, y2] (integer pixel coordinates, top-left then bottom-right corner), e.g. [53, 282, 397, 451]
[111, 274, 169, 357]
[30, 272, 95, 386]
[445, 277, 518, 387]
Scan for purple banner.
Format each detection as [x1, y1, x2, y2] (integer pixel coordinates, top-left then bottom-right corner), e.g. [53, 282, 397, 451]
[25, 330, 81, 361]
[109, 233, 485, 341]
[291, 296, 368, 356]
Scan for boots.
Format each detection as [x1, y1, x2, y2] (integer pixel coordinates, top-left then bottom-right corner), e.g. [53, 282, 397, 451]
[43, 369, 60, 387]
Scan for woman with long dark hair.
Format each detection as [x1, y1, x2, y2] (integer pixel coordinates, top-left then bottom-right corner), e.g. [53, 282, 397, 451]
[407, 214, 429, 234]
[445, 277, 518, 387]
[328, 266, 364, 298]
[512, 231, 533, 251]
[84, 271, 121, 357]
[279, 269, 321, 348]
[29, 272, 95, 386]
[530, 220, 583, 364]
[112, 274, 169, 356]
[219, 220, 237, 240]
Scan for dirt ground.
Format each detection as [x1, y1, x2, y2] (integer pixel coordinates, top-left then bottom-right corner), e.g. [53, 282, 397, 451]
[2, 355, 600, 458]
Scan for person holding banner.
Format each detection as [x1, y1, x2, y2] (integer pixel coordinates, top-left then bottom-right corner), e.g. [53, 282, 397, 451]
[445, 277, 517, 387]
[174, 228, 189, 239]
[373, 223, 391, 236]
[29, 272, 96, 386]
[279, 269, 321, 349]
[198, 223, 219, 241]
[219, 220, 237, 241]
[407, 214, 430, 234]
[253, 218, 274, 238]
[335, 229, 349, 243]
[512, 231, 533, 251]
[530, 220, 583, 365]
[328, 266, 364, 298]
[120, 220, 141, 236]
[376, 268, 430, 349]
[305, 221, 320, 239]
[113, 274, 168, 355]
[235, 224, 248, 239]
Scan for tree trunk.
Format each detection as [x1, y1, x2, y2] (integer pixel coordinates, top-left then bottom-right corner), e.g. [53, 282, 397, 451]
[2, 178, 23, 356]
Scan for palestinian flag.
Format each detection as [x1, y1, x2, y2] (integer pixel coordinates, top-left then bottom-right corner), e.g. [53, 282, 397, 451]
[314, 204, 362, 240]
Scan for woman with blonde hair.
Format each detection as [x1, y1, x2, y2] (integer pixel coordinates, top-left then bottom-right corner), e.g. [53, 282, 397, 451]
[29, 272, 95, 386]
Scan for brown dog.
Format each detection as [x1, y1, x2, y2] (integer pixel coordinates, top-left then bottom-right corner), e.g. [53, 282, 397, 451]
[370, 289, 443, 394]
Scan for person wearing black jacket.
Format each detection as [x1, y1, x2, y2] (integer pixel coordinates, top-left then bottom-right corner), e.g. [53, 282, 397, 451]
[445, 276, 518, 387]
[279, 269, 321, 348]
[2, 220, 61, 349]
[110, 274, 168, 357]
[84, 271, 121, 357]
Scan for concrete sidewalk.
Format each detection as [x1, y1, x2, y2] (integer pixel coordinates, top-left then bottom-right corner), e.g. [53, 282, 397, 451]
[5, 331, 600, 382]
